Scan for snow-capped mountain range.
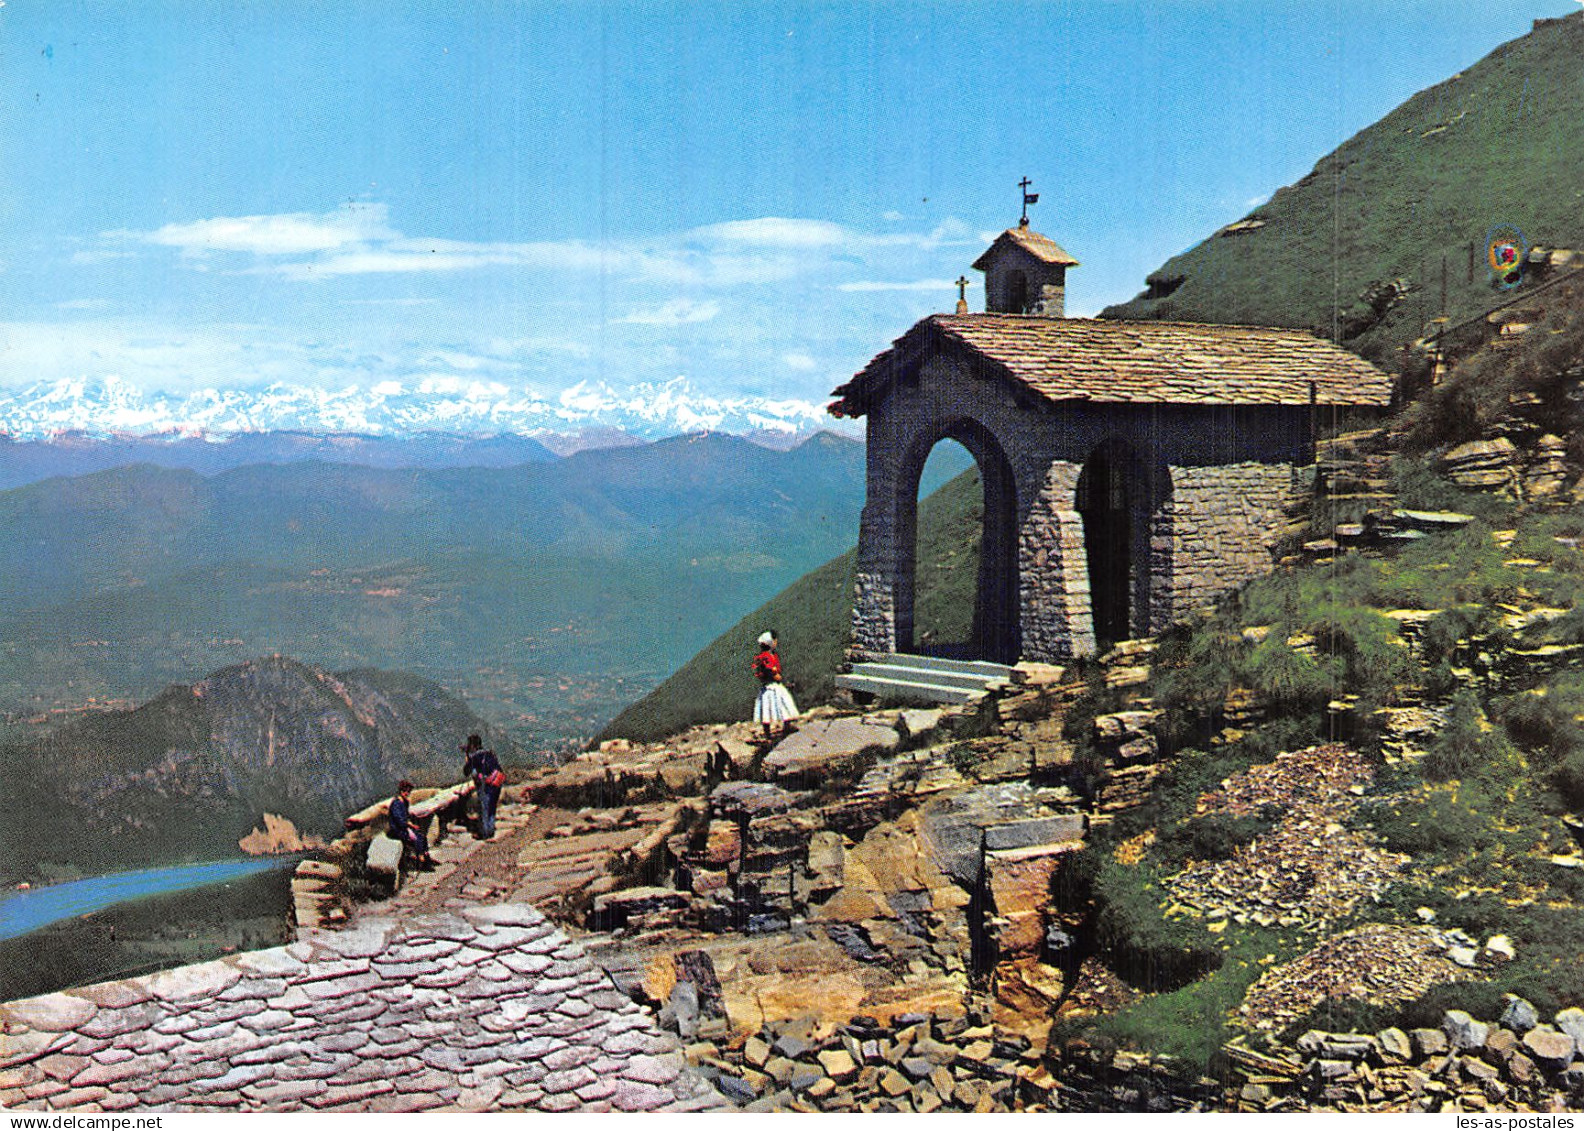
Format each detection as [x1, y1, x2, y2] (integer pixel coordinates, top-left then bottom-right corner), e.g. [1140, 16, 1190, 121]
[0, 376, 841, 443]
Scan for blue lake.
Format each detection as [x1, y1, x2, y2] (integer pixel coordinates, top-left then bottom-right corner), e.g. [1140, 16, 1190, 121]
[0, 859, 290, 942]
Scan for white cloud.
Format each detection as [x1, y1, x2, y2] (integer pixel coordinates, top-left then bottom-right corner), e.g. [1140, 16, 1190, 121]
[618, 298, 722, 326]
[882, 210, 906, 223]
[278, 248, 505, 279]
[694, 217, 846, 248]
[127, 203, 394, 257]
[0, 319, 557, 397]
[41, 203, 998, 415]
[837, 278, 956, 293]
[96, 204, 982, 309]
[485, 334, 593, 359]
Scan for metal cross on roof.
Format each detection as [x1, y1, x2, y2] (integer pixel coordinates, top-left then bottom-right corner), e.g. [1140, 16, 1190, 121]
[955, 276, 969, 302]
[1019, 177, 1039, 225]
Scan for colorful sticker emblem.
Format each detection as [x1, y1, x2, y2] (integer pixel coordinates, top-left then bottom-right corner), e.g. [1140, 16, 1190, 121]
[1486, 224, 1527, 289]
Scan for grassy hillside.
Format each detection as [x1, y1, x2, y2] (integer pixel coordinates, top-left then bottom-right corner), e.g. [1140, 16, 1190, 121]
[1061, 486, 1584, 1067]
[1103, 13, 1584, 367]
[601, 466, 984, 742]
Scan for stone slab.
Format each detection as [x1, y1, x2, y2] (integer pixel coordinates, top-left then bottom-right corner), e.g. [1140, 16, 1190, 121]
[762, 717, 901, 781]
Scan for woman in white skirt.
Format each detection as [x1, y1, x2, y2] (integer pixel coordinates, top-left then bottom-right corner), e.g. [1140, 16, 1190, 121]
[751, 630, 799, 739]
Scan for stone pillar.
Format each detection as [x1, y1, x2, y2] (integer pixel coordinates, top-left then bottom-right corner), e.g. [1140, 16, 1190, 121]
[1018, 460, 1095, 660]
[850, 496, 901, 659]
[1146, 503, 1176, 635]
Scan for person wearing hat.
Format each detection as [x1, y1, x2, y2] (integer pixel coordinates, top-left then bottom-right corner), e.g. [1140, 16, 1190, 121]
[751, 630, 799, 740]
[462, 734, 505, 840]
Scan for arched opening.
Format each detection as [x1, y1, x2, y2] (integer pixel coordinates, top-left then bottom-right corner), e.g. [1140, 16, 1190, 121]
[1005, 270, 1029, 314]
[896, 422, 1020, 663]
[1076, 441, 1170, 648]
[911, 439, 979, 656]
[1077, 446, 1132, 647]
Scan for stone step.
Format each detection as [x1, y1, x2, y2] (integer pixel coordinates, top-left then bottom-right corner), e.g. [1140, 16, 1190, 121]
[867, 653, 1017, 681]
[834, 672, 986, 705]
[849, 662, 1007, 693]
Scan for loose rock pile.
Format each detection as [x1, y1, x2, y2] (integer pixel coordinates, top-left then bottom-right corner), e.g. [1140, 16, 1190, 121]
[1167, 745, 1409, 928]
[681, 1005, 1050, 1112]
[1237, 924, 1475, 1031]
[1240, 998, 1584, 1112]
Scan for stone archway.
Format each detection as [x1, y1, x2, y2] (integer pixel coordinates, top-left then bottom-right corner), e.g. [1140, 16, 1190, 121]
[895, 419, 1020, 663]
[1076, 439, 1171, 646]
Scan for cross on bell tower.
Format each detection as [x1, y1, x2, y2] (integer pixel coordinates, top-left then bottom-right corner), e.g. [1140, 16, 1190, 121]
[1019, 177, 1039, 228]
[955, 275, 970, 315]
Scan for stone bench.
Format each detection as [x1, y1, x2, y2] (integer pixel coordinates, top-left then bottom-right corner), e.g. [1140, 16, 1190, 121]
[345, 779, 477, 832]
[366, 834, 406, 891]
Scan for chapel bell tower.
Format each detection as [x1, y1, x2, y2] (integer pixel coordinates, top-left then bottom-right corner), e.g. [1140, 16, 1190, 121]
[971, 178, 1078, 318]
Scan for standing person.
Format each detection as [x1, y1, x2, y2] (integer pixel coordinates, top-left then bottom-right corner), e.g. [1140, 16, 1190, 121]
[751, 630, 799, 740]
[463, 734, 505, 840]
[388, 780, 435, 870]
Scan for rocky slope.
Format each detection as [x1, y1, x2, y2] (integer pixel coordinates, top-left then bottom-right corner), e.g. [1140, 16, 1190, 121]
[302, 621, 1584, 1113]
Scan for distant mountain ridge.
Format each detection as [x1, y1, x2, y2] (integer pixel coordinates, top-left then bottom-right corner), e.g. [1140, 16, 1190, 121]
[0, 429, 558, 491]
[0, 656, 512, 883]
[0, 430, 886, 750]
[0, 375, 837, 446]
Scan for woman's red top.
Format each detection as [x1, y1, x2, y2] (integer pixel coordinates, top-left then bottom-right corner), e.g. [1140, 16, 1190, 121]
[753, 648, 781, 684]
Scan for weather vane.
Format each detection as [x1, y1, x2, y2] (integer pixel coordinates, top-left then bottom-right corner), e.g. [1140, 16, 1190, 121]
[1019, 177, 1039, 226]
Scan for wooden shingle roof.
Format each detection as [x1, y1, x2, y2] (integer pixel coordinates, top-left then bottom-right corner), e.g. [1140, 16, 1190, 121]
[971, 226, 1079, 270]
[829, 314, 1394, 417]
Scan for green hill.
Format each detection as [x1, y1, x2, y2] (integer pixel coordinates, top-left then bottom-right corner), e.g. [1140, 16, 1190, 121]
[1103, 12, 1584, 367]
[601, 466, 985, 742]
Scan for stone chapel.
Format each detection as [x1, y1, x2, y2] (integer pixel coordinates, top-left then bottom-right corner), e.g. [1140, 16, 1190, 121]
[828, 216, 1393, 664]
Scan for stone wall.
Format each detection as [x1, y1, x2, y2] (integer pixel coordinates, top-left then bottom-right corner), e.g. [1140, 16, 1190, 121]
[0, 904, 726, 1113]
[1154, 463, 1306, 626]
[852, 352, 1315, 662]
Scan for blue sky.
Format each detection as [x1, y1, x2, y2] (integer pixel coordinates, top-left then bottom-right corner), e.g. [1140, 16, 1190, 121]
[0, 1, 1577, 432]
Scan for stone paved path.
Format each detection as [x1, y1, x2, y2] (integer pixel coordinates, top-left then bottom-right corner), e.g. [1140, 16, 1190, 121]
[0, 903, 729, 1113]
[379, 800, 570, 919]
